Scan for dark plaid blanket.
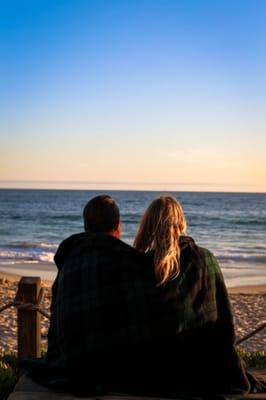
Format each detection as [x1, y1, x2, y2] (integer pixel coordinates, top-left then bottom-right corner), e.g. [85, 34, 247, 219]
[21, 233, 251, 398]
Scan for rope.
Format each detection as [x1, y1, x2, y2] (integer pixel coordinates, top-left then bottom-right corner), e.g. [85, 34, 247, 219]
[0, 286, 265, 343]
[236, 321, 266, 346]
[0, 302, 14, 313]
[0, 287, 50, 319]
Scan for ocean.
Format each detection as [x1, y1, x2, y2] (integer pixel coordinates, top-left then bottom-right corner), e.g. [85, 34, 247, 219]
[0, 189, 265, 287]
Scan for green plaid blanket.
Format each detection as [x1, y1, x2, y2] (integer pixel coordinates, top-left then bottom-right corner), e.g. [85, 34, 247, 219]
[34, 233, 250, 397]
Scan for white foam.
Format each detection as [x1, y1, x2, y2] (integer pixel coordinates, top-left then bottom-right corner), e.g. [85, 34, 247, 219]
[0, 250, 55, 264]
[38, 252, 55, 263]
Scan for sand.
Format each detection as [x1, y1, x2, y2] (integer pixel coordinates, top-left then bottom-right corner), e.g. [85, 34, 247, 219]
[0, 268, 265, 354]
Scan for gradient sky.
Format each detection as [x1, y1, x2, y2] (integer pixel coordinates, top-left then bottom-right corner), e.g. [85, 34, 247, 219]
[1, 0, 265, 191]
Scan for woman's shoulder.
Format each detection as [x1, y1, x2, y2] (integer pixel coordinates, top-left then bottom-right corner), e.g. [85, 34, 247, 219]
[196, 245, 223, 278]
[180, 236, 222, 274]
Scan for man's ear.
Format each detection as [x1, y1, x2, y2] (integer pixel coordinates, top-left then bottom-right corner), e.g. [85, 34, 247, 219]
[114, 222, 121, 239]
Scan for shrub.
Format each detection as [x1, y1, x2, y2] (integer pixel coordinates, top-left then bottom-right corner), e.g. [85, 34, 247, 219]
[237, 349, 266, 369]
[0, 354, 18, 400]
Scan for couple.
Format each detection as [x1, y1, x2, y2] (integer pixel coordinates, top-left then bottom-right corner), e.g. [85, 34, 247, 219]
[23, 195, 252, 398]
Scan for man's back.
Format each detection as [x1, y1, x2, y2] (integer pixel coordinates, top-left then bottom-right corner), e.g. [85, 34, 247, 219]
[47, 233, 157, 367]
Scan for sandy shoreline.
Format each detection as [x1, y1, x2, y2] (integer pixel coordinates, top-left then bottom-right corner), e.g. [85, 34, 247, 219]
[0, 268, 265, 354]
[0, 263, 56, 285]
[0, 269, 52, 288]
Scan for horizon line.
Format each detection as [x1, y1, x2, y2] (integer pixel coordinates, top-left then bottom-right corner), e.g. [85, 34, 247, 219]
[0, 180, 265, 194]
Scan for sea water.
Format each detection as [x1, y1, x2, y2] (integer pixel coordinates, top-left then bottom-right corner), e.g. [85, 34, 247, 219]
[0, 189, 265, 287]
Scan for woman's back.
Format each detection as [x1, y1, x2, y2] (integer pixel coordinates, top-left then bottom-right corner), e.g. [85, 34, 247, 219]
[133, 196, 250, 397]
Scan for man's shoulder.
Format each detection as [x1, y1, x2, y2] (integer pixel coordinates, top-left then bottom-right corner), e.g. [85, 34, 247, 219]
[59, 232, 85, 245]
[54, 232, 144, 267]
[108, 236, 140, 254]
[56, 232, 136, 251]
[95, 235, 146, 266]
[56, 232, 86, 253]
[54, 232, 85, 267]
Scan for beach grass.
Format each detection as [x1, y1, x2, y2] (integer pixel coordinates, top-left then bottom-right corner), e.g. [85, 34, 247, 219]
[237, 349, 266, 369]
[0, 353, 18, 400]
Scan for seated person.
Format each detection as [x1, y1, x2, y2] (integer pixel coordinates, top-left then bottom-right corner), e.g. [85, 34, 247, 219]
[21, 195, 156, 395]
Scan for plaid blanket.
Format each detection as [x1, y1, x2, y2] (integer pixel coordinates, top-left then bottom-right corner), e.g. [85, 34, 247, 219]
[23, 233, 251, 397]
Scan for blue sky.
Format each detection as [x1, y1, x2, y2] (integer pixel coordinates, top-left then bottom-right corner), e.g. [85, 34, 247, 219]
[1, 0, 265, 191]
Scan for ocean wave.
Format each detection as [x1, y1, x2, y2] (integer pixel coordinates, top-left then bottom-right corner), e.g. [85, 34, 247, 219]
[38, 252, 55, 262]
[8, 241, 58, 250]
[213, 246, 266, 256]
[217, 254, 266, 264]
[0, 250, 55, 264]
[226, 218, 266, 226]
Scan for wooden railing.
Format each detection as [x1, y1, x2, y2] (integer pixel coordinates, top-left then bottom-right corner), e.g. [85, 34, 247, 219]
[0, 276, 50, 360]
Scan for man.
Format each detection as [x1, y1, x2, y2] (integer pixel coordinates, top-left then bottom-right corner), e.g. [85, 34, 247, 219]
[33, 195, 155, 395]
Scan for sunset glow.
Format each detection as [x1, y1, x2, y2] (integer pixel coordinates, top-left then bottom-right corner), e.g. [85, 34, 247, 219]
[1, 1, 265, 192]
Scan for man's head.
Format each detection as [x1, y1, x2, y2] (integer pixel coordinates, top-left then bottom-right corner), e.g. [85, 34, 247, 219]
[83, 195, 121, 238]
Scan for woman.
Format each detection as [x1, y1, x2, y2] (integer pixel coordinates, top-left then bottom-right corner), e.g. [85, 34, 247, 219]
[133, 195, 252, 398]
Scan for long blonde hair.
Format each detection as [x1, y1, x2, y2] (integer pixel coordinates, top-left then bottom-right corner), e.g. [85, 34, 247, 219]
[134, 196, 187, 285]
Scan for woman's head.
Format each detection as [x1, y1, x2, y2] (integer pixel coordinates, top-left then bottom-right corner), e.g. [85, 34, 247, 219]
[134, 196, 187, 285]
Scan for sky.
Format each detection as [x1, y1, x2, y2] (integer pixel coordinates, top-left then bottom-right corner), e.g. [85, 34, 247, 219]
[0, 0, 265, 192]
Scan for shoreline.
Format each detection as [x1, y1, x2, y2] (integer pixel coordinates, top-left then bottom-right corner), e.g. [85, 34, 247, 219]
[228, 285, 266, 294]
[0, 267, 53, 288]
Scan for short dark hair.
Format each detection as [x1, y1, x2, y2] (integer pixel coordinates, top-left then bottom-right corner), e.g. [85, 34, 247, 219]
[83, 195, 120, 233]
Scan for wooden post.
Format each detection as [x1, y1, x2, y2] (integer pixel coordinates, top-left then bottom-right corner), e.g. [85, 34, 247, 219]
[16, 276, 41, 360]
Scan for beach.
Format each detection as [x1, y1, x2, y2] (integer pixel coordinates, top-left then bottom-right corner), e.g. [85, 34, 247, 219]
[0, 266, 265, 355]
